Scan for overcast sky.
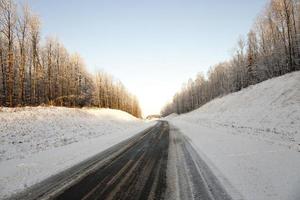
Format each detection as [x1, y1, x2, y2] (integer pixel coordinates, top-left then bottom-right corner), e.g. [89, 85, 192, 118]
[25, 0, 266, 117]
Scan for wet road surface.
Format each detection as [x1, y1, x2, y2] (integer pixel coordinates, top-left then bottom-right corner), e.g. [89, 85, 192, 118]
[9, 121, 234, 200]
[54, 121, 169, 200]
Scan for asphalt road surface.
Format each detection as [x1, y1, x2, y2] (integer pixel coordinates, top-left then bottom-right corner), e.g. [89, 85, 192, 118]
[9, 121, 233, 200]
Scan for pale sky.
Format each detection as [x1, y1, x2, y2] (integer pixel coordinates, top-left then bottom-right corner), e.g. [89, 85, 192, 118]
[25, 0, 266, 117]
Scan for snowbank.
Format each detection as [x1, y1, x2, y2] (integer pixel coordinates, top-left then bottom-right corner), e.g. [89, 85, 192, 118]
[168, 71, 300, 200]
[0, 107, 152, 199]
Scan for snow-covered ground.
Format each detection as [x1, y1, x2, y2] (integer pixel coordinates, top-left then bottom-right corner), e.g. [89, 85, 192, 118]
[0, 107, 152, 199]
[167, 71, 300, 200]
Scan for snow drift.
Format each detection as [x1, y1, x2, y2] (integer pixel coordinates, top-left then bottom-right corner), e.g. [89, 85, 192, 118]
[168, 71, 300, 200]
[0, 107, 152, 199]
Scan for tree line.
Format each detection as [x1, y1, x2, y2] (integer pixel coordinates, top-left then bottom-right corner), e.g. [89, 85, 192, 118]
[0, 0, 141, 118]
[161, 0, 300, 116]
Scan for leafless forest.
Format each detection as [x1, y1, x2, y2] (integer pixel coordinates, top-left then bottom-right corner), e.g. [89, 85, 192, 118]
[162, 0, 300, 116]
[0, 0, 141, 118]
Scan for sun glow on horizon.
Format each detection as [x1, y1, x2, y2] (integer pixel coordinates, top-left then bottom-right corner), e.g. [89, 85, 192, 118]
[25, 0, 267, 117]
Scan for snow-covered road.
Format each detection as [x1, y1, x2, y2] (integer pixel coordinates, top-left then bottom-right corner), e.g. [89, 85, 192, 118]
[165, 124, 235, 200]
[168, 120, 300, 200]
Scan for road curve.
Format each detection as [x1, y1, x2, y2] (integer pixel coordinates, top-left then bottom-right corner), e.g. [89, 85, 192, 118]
[8, 121, 234, 200]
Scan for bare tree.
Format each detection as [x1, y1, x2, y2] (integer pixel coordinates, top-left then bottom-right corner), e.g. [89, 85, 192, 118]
[0, 0, 17, 106]
[16, 3, 30, 104]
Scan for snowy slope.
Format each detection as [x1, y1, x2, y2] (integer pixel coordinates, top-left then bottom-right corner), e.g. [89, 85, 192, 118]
[163, 113, 178, 120]
[168, 71, 300, 200]
[0, 107, 152, 199]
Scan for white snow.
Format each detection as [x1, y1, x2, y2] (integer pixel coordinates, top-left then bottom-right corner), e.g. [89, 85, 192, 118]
[0, 107, 153, 199]
[163, 113, 178, 120]
[167, 71, 300, 200]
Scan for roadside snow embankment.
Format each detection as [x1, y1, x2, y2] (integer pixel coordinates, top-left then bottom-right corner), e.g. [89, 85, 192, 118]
[168, 71, 300, 200]
[0, 107, 152, 199]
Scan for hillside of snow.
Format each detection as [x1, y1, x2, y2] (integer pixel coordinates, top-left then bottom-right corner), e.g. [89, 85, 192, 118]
[163, 113, 178, 120]
[0, 107, 152, 199]
[173, 71, 300, 148]
[168, 71, 300, 200]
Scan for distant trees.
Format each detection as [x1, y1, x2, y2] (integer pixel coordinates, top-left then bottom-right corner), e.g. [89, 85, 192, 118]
[161, 0, 300, 117]
[94, 71, 141, 118]
[0, 0, 141, 118]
